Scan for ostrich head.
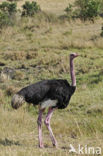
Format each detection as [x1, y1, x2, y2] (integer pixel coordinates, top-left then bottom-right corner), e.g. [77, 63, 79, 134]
[70, 53, 79, 60]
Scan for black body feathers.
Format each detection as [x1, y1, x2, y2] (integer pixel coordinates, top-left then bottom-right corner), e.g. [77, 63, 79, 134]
[17, 79, 76, 109]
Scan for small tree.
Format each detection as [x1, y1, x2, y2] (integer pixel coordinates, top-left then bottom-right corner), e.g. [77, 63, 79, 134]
[75, 0, 101, 20]
[0, 2, 17, 16]
[22, 1, 41, 16]
[0, 2, 17, 28]
[65, 4, 73, 16]
[65, 0, 102, 20]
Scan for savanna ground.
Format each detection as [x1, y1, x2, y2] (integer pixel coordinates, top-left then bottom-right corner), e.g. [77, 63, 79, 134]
[0, 0, 103, 155]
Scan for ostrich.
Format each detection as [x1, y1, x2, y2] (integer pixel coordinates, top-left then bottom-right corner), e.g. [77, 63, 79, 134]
[11, 53, 79, 148]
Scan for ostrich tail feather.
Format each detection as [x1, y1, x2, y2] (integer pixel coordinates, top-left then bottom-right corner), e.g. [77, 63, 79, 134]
[11, 94, 25, 109]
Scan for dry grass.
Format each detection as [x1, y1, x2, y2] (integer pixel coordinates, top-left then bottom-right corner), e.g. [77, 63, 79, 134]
[0, 17, 102, 53]
[5, 86, 19, 96]
[0, 103, 103, 156]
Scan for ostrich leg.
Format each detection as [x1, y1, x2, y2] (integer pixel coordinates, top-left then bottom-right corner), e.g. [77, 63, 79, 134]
[44, 107, 57, 147]
[37, 108, 45, 148]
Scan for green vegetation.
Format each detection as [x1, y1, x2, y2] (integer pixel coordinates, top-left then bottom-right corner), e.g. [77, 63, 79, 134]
[75, 0, 101, 20]
[0, 1, 17, 28]
[0, 0, 103, 156]
[0, 1, 17, 15]
[101, 24, 103, 37]
[0, 11, 11, 28]
[22, 1, 41, 16]
[65, 0, 103, 20]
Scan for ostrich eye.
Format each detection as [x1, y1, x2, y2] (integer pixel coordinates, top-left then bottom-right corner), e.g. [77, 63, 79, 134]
[71, 54, 74, 57]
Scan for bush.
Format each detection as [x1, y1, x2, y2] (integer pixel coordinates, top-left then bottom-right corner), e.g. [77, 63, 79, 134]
[65, 0, 102, 20]
[0, 2, 17, 16]
[64, 4, 73, 18]
[0, 12, 11, 28]
[75, 0, 101, 20]
[22, 1, 41, 16]
[0, 2, 17, 28]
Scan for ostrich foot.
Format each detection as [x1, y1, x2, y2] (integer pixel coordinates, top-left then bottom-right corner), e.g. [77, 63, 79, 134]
[39, 144, 44, 148]
[53, 142, 58, 148]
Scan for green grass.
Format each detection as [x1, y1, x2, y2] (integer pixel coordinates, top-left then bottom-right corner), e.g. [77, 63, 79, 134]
[0, 0, 103, 155]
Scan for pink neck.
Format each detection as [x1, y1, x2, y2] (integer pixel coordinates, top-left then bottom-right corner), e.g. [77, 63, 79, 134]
[70, 58, 76, 86]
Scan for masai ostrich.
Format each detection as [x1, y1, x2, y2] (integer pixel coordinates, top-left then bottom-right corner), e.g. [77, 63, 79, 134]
[11, 53, 79, 148]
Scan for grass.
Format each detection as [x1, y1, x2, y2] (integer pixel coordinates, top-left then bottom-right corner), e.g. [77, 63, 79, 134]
[0, 0, 103, 155]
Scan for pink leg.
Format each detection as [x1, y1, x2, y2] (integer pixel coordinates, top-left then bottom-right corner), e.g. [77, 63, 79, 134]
[44, 107, 57, 147]
[37, 108, 45, 148]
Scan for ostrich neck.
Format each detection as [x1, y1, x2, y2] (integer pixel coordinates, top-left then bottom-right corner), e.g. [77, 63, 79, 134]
[70, 58, 76, 86]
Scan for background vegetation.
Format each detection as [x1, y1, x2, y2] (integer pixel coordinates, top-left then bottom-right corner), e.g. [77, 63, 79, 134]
[0, 0, 103, 156]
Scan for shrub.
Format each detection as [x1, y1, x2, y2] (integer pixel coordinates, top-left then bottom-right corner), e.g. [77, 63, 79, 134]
[0, 12, 11, 28]
[75, 0, 101, 20]
[0, 2, 17, 28]
[0, 2, 17, 16]
[64, 4, 73, 18]
[65, 0, 102, 20]
[22, 1, 41, 16]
